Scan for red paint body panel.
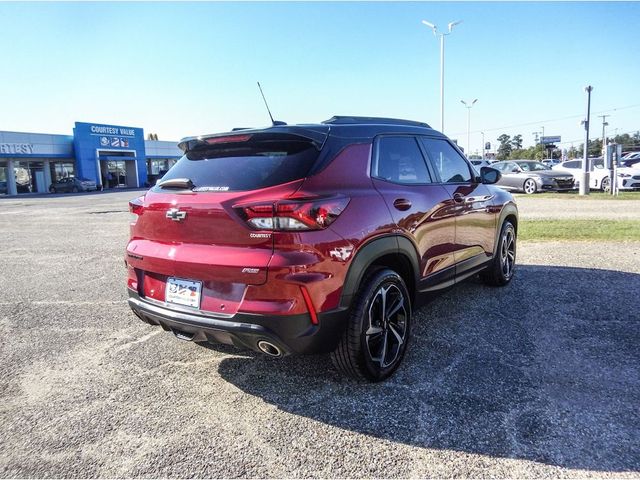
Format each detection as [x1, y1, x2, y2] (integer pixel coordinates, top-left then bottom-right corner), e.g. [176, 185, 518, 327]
[371, 178, 456, 278]
[125, 124, 516, 352]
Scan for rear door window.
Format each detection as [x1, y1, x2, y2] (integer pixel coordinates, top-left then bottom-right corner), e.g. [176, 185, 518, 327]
[158, 135, 320, 192]
[420, 138, 473, 183]
[372, 136, 432, 184]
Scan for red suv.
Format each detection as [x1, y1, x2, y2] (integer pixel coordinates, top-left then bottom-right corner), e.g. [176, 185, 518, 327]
[126, 117, 517, 381]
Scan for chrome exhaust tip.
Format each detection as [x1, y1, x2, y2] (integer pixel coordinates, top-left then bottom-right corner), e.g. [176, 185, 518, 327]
[257, 340, 282, 357]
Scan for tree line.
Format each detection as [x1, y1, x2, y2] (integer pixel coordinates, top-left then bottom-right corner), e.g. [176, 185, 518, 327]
[494, 132, 640, 160]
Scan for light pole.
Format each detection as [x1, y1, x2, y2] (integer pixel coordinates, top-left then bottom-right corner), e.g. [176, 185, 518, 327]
[580, 85, 594, 196]
[541, 126, 546, 160]
[481, 131, 485, 161]
[421, 19, 462, 133]
[461, 99, 477, 157]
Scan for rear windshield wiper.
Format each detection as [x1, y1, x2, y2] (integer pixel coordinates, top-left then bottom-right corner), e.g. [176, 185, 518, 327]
[157, 178, 194, 190]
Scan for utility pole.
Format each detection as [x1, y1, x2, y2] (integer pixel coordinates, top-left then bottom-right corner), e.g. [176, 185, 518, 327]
[481, 131, 485, 161]
[541, 126, 547, 160]
[598, 114, 609, 157]
[580, 86, 594, 196]
[532, 131, 541, 145]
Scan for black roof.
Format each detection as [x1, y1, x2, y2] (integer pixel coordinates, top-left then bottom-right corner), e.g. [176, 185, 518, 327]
[179, 116, 441, 152]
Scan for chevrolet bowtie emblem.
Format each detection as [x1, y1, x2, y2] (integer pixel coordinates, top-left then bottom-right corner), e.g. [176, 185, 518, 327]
[166, 208, 187, 222]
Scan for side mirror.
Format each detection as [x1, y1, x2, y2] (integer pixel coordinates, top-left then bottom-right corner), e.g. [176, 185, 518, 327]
[511, 166, 521, 173]
[480, 166, 501, 185]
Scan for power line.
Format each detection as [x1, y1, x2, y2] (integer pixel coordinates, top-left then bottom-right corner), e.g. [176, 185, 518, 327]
[449, 103, 640, 137]
[556, 129, 639, 147]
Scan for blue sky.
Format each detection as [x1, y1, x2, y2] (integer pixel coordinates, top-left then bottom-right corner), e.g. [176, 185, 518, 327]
[0, 1, 638, 154]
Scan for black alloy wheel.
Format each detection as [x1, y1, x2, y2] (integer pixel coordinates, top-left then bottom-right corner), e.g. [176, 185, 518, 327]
[331, 269, 411, 381]
[481, 220, 517, 286]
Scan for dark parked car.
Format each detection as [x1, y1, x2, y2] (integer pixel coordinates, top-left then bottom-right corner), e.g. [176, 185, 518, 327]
[126, 116, 518, 381]
[492, 160, 575, 194]
[49, 177, 97, 193]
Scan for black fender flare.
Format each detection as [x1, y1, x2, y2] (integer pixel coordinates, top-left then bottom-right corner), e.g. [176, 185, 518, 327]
[339, 235, 420, 310]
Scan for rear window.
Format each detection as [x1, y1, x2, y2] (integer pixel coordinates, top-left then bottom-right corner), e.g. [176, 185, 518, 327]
[157, 137, 319, 192]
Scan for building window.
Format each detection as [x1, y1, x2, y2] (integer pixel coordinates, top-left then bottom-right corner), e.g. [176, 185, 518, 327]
[51, 162, 75, 182]
[147, 158, 178, 184]
[0, 164, 7, 195]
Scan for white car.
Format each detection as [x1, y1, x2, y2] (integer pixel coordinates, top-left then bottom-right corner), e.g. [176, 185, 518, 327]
[470, 159, 493, 171]
[553, 158, 640, 191]
[541, 158, 561, 167]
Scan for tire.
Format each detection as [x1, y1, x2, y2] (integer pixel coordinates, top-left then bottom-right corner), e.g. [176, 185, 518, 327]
[71, 186, 79, 193]
[49, 187, 56, 194]
[601, 176, 610, 192]
[523, 178, 537, 194]
[481, 221, 516, 286]
[331, 268, 411, 382]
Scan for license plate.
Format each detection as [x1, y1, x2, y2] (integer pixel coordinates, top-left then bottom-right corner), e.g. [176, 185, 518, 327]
[166, 277, 202, 308]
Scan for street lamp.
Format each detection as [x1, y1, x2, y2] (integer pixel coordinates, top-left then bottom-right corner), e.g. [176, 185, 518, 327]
[580, 85, 594, 196]
[461, 99, 478, 157]
[421, 19, 462, 133]
[481, 131, 485, 161]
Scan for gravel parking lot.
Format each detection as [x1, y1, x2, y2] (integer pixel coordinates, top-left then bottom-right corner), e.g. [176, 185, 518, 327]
[1, 191, 639, 478]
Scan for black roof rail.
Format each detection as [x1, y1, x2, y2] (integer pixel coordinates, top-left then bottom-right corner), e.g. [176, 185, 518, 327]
[322, 116, 431, 128]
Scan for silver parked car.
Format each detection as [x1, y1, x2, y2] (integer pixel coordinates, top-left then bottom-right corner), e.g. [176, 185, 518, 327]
[492, 160, 575, 194]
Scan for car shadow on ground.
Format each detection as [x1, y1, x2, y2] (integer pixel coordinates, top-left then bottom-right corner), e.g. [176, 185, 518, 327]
[215, 265, 639, 472]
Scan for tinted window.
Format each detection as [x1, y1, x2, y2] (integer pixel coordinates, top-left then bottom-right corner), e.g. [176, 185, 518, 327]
[493, 162, 509, 172]
[158, 137, 319, 192]
[420, 138, 472, 183]
[563, 161, 581, 169]
[517, 162, 548, 172]
[373, 136, 432, 184]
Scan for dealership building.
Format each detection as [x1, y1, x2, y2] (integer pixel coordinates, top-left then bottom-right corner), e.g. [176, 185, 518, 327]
[0, 122, 183, 195]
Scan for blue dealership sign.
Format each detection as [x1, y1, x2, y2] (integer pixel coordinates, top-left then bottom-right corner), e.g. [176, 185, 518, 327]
[72, 122, 146, 187]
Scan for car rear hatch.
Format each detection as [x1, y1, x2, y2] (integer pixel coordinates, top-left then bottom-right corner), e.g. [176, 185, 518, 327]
[127, 130, 326, 315]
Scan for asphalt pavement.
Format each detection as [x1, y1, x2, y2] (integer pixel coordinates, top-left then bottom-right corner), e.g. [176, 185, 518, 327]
[0, 190, 638, 478]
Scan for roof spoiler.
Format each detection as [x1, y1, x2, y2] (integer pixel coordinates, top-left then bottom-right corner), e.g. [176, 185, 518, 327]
[322, 116, 430, 128]
[178, 126, 329, 153]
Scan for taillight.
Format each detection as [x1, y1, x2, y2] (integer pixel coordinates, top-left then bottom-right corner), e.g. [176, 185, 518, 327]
[129, 196, 144, 224]
[236, 197, 349, 231]
[205, 134, 252, 144]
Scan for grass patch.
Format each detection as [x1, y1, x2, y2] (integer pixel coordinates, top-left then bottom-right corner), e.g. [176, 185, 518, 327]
[515, 191, 640, 200]
[519, 219, 640, 241]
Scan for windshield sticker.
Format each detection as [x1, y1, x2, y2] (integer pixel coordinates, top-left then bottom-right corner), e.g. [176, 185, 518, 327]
[193, 186, 230, 192]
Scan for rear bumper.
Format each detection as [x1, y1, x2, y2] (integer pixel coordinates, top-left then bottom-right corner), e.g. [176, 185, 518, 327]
[127, 290, 349, 356]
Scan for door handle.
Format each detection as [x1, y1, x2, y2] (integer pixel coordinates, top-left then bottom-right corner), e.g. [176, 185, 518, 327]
[453, 193, 465, 203]
[393, 198, 412, 211]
